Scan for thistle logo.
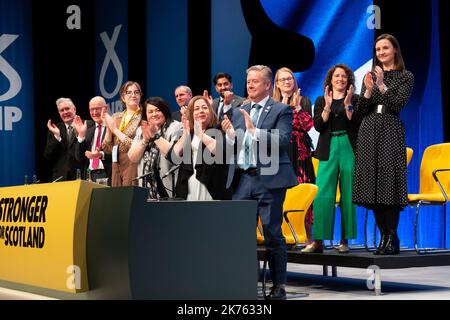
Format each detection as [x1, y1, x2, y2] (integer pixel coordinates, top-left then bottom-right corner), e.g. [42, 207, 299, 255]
[99, 25, 123, 114]
[0, 34, 23, 131]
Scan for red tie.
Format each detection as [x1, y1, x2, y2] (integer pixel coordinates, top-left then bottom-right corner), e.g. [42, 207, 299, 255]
[92, 125, 102, 169]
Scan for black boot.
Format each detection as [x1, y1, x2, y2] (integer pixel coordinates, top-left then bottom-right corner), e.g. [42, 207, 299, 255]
[373, 233, 388, 255]
[381, 233, 400, 255]
[373, 209, 388, 255]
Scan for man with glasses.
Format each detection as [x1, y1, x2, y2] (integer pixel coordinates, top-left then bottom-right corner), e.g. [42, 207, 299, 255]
[73, 96, 112, 185]
[173, 85, 192, 121]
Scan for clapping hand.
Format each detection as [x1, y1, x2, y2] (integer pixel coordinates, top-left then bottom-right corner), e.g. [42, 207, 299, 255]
[344, 84, 354, 109]
[72, 115, 87, 139]
[373, 66, 384, 88]
[47, 119, 60, 137]
[202, 90, 213, 106]
[239, 109, 255, 135]
[324, 85, 333, 108]
[101, 108, 117, 132]
[222, 90, 234, 105]
[221, 115, 235, 140]
[292, 88, 303, 109]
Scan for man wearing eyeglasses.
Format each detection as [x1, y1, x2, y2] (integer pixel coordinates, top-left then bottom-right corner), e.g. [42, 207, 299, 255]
[72, 96, 112, 185]
[173, 85, 193, 121]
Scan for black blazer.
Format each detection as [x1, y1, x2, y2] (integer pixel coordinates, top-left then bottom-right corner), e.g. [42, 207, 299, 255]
[167, 127, 231, 200]
[43, 122, 85, 181]
[313, 95, 360, 161]
[75, 121, 112, 179]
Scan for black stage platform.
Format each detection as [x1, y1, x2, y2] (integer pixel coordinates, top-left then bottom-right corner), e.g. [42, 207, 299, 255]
[257, 247, 450, 295]
[258, 247, 450, 269]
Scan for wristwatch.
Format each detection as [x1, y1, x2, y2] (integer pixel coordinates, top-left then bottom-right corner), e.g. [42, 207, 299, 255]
[154, 132, 161, 140]
[346, 105, 354, 112]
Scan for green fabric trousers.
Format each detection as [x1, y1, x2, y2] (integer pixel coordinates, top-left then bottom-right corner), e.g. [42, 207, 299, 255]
[313, 132, 357, 240]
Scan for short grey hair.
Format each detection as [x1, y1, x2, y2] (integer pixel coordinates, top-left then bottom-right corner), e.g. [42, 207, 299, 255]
[56, 97, 75, 109]
[174, 85, 192, 95]
[246, 65, 273, 83]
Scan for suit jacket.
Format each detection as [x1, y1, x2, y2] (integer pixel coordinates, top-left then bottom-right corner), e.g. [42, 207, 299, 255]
[172, 110, 182, 122]
[212, 95, 245, 120]
[226, 97, 298, 190]
[44, 122, 85, 181]
[75, 120, 112, 179]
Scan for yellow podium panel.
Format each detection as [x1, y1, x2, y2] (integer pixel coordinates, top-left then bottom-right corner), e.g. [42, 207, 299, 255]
[0, 181, 105, 293]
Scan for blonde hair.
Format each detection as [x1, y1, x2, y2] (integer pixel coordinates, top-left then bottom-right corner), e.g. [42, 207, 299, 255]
[272, 67, 299, 108]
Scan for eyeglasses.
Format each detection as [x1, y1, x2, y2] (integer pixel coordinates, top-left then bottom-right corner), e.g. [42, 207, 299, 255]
[89, 107, 105, 113]
[125, 90, 141, 96]
[277, 77, 294, 83]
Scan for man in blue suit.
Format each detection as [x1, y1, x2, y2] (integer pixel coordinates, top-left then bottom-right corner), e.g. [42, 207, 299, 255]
[222, 65, 298, 300]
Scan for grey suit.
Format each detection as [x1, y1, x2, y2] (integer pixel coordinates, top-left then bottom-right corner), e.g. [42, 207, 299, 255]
[212, 95, 245, 121]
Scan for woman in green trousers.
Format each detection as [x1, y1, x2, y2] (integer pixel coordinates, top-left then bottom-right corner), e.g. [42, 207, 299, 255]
[302, 64, 360, 254]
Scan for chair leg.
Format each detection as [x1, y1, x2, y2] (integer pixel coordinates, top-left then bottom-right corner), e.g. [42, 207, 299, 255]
[414, 202, 421, 254]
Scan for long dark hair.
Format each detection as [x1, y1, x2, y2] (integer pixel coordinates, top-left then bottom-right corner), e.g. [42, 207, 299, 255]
[372, 33, 405, 71]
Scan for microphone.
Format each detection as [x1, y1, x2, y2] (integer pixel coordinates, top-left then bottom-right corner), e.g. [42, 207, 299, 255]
[133, 171, 154, 181]
[161, 164, 181, 179]
[52, 176, 64, 183]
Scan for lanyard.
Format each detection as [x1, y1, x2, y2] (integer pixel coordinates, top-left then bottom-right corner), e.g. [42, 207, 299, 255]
[119, 108, 140, 132]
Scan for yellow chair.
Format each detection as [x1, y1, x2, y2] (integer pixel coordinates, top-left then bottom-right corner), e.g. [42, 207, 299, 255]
[282, 183, 319, 248]
[364, 147, 414, 251]
[407, 143, 450, 254]
[256, 183, 318, 248]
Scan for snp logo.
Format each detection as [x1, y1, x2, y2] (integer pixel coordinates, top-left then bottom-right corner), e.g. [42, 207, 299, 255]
[99, 25, 123, 114]
[0, 34, 22, 131]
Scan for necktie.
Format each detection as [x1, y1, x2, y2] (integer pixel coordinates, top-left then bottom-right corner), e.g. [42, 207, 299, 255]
[242, 104, 262, 170]
[217, 99, 224, 120]
[92, 125, 102, 170]
[67, 125, 74, 144]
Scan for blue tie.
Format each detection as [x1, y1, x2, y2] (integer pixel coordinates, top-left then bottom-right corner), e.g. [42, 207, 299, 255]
[242, 104, 262, 170]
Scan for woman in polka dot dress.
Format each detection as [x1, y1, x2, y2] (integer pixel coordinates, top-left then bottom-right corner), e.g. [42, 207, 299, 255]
[353, 34, 414, 255]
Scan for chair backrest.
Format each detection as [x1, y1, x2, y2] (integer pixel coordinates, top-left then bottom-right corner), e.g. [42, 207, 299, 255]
[406, 147, 413, 166]
[281, 183, 319, 244]
[419, 143, 450, 196]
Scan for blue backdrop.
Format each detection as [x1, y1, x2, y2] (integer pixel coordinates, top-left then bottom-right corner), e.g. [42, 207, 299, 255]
[0, 0, 34, 186]
[260, 0, 446, 249]
[95, 0, 129, 114]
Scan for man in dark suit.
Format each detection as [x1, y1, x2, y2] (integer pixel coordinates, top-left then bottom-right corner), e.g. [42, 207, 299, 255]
[211, 72, 244, 121]
[222, 65, 298, 300]
[73, 96, 112, 185]
[172, 85, 192, 121]
[44, 98, 85, 181]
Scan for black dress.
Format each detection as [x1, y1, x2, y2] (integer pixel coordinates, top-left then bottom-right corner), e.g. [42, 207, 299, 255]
[353, 70, 414, 209]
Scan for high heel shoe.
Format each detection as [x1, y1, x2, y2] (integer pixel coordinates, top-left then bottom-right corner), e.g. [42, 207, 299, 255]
[301, 242, 323, 254]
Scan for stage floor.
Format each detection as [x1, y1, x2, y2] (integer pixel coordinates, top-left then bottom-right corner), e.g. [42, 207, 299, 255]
[258, 246, 450, 298]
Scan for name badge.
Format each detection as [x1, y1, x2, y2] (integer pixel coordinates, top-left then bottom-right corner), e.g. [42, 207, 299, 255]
[112, 145, 118, 163]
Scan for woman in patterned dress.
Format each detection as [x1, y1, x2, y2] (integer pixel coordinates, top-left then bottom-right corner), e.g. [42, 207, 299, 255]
[102, 81, 142, 186]
[273, 67, 315, 244]
[353, 34, 414, 255]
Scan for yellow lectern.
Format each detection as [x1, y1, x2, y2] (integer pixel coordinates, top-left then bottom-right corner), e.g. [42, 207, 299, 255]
[0, 180, 105, 293]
